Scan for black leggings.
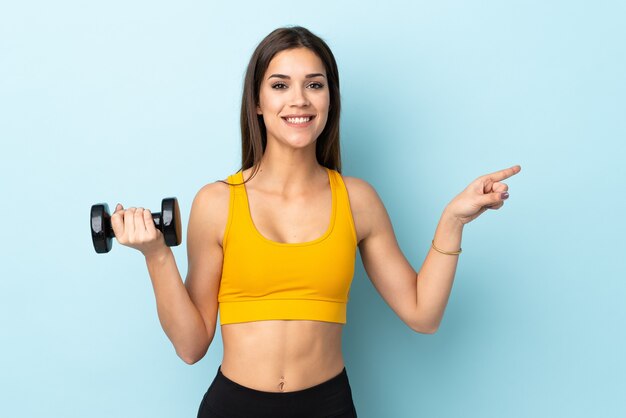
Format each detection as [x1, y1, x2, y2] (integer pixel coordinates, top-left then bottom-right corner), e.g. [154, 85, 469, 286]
[197, 365, 358, 418]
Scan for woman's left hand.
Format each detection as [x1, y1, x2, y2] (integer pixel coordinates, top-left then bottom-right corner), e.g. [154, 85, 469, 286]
[445, 165, 522, 225]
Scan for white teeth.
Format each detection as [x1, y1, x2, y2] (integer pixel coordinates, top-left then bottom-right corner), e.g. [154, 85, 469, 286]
[285, 117, 311, 124]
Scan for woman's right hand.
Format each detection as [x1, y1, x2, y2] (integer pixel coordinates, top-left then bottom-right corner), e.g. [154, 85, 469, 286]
[110, 203, 167, 257]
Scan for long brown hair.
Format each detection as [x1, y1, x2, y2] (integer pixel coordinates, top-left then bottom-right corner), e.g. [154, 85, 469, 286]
[219, 26, 342, 186]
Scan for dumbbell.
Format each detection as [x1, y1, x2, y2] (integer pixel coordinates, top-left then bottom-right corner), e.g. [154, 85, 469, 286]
[90, 197, 182, 254]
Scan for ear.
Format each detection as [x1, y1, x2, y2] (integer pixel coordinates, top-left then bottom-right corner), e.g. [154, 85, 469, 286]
[256, 103, 262, 115]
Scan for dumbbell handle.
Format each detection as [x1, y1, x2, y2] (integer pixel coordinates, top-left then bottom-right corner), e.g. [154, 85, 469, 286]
[102, 212, 164, 238]
[91, 197, 182, 253]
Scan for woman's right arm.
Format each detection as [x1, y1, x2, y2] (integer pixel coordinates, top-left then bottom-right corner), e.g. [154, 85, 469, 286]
[111, 181, 229, 364]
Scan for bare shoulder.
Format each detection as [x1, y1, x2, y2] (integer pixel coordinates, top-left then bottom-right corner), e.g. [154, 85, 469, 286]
[340, 175, 385, 244]
[194, 177, 231, 203]
[341, 175, 381, 207]
[189, 177, 232, 248]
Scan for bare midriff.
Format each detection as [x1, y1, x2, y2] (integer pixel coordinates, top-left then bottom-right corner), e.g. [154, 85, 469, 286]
[220, 319, 345, 393]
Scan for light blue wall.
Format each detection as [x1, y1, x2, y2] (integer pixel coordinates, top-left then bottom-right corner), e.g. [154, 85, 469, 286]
[1, 1, 624, 417]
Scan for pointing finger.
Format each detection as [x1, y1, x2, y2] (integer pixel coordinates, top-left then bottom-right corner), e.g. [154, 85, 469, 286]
[481, 165, 521, 183]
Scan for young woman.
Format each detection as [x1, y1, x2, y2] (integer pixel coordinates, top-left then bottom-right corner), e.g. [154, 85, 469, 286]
[110, 26, 520, 418]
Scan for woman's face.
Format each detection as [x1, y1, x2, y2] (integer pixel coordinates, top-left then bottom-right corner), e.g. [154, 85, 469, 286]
[257, 47, 330, 151]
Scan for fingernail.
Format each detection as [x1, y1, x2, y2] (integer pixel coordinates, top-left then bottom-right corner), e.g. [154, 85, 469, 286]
[501, 192, 509, 200]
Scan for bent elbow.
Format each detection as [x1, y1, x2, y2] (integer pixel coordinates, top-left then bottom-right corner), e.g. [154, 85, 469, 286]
[178, 349, 199, 365]
[411, 325, 438, 334]
[180, 353, 201, 365]
[178, 342, 210, 365]
[409, 319, 439, 334]
[420, 325, 439, 334]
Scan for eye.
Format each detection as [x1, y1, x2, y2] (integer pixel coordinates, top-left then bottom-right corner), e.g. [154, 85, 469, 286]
[308, 82, 324, 89]
[271, 82, 288, 89]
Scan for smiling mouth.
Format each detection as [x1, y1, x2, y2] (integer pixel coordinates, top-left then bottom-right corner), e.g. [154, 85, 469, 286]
[281, 115, 315, 125]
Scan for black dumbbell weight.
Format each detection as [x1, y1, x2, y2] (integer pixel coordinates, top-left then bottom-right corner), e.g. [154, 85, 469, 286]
[90, 197, 182, 254]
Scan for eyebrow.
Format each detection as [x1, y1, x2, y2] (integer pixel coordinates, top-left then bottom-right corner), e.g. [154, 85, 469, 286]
[267, 73, 326, 80]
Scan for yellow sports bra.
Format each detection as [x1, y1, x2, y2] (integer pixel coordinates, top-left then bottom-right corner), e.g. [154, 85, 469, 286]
[218, 167, 358, 325]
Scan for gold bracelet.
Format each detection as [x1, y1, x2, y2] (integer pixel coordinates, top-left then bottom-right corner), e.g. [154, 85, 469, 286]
[431, 239, 462, 255]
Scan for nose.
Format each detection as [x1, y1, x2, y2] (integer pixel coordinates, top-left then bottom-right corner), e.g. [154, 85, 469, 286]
[290, 85, 310, 107]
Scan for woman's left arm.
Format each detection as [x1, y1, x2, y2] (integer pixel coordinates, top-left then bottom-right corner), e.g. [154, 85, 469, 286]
[353, 165, 521, 334]
[417, 164, 521, 332]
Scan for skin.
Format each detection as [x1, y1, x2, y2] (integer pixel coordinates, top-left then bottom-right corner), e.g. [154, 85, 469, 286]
[110, 46, 522, 393]
[219, 47, 346, 391]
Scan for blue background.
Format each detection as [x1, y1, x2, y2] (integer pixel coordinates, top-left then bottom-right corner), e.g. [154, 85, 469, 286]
[1, 1, 625, 417]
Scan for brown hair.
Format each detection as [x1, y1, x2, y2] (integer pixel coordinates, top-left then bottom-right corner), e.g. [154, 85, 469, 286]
[219, 26, 342, 186]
